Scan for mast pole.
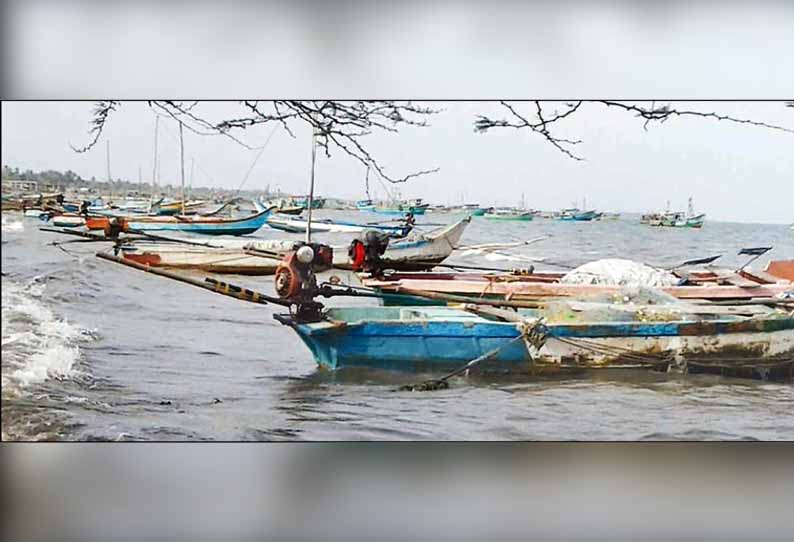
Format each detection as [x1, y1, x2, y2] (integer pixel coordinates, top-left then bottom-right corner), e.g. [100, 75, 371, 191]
[179, 121, 186, 215]
[149, 116, 159, 214]
[306, 122, 317, 244]
[189, 158, 195, 200]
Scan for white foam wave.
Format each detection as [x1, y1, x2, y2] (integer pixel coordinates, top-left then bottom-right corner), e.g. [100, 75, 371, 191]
[1, 213, 24, 232]
[1, 278, 95, 388]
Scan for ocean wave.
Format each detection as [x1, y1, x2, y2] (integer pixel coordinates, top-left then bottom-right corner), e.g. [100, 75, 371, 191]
[1, 213, 24, 232]
[1, 277, 96, 389]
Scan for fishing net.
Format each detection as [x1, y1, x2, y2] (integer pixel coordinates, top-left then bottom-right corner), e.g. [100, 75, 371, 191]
[561, 258, 679, 287]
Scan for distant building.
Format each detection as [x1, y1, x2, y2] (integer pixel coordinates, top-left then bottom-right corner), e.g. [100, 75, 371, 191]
[2, 179, 38, 193]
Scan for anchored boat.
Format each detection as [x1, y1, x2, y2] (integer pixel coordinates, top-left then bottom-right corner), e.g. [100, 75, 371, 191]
[275, 303, 794, 376]
[362, 259, 794, 305]
[266, 214, 412, 236]
[484, 209, 534, 221]
[118, 216, 471, 275]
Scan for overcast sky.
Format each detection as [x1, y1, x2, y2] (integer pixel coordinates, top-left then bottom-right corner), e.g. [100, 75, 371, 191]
[2, 100, 792, 223]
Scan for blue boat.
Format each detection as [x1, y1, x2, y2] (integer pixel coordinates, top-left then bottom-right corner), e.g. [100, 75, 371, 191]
[559, 208, 600, 221]
[122, 207, 274, 236]
[275, 306, 794, 374]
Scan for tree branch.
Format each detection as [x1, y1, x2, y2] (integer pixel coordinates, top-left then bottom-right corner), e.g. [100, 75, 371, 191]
[69, 101, 120, 153]
[475, 100, 794, 161]
[73, 100, 441, 183]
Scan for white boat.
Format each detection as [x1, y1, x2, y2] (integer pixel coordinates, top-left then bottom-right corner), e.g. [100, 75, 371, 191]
[122, 216, 471, 274]
[266, 214, 409, 236]
[121, 242, 280, 275]
[24, 209, 48, 219]
[51, 215, 86, 228]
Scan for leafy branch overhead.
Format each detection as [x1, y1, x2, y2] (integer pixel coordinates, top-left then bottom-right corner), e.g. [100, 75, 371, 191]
[72, 100, 441, 184]
[474, 100, 794, 161]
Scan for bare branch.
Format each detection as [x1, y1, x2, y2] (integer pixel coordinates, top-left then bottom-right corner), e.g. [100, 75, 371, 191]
[475, 100, 585, 160]
[599, 101, 794, 135]
[476, 100, 794, 161]
[69, 101, 120, 153]
[74, 100, 441, 184]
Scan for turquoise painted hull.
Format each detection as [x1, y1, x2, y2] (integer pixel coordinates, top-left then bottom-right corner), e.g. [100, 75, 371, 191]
[277, 307, 794, 373]
[373, 206, 428, 216]
[124, 209, 272, 236]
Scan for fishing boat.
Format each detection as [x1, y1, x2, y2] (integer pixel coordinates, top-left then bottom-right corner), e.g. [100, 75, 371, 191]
[118, 216, 470, 275]
[275, 302, 794, 375]
[293, 196, 326, 209]
[484, 209, 534, 221]
[597, 212, 621, 221]
[266, 214, 412, 236]
[361, 259, 794, 306]
[337, 216, 469, 270]
[84, 206, 274, 236]
[373, 198, 430, 215]
[559, 208, 600, 221]
[356, 199, 375, 211]
[23, 209, 48, 219]
[50, 214, 86, 228]
[646, 198, 705, 228]
[156, 199, 207, 216]
[121, 242, 281, 275]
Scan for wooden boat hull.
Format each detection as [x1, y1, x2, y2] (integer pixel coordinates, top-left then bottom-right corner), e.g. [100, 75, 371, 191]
[364, 275, 794, 304]
[121, 245, 280, 275]
[122, 208, 273, 236]
[484, 212, 534, 221]
[373, 205, 429, 216]
[767, 260, 794, 282]
[278, 307, 794, 375]
[332, 217, 470, 270]
[266, 215, 408, 235]
[51, 215, 86, 228]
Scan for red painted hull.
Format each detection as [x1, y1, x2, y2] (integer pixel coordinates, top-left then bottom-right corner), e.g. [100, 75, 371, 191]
[767, 260, 794, 281]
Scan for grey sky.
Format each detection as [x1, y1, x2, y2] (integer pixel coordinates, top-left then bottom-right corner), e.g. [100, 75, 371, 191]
[2, 100, 793, 223]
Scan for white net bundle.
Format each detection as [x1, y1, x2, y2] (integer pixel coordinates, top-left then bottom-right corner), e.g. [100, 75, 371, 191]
[561, 258, 679, 287]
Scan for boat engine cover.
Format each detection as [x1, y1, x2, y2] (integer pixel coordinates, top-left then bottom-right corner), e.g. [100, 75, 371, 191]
[348, 230, 391, 271]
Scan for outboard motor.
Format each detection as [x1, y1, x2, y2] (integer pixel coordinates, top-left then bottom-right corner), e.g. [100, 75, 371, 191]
[348, 230, 391, 274]
[274, 242, 333, 320]
[103, 217, 124, 239]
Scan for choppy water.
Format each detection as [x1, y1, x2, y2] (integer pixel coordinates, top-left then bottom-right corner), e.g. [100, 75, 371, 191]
[2, 211, 793, 440]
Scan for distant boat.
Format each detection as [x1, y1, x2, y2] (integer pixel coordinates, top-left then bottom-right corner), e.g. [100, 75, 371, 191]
[644, 197, 705, 228]
[373, 199, 430, 215]
[156, 199, 207, 216]
[559, 209, 599, 221]
[597, 212, 621, 221]
[484, 209, 534, 221]
[292, 196, 326, 209]
[356, 199, 375, 211]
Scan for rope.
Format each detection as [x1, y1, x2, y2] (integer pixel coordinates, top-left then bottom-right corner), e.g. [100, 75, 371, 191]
[398, 318, 548, 391]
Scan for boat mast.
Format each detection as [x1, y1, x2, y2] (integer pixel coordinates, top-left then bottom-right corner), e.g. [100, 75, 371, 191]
[365, 165, 371, 200]
[149, 116, 159, 214]
[106, 140, 111, 183]
[687, 196, 694, 218]
[305, 122, 317, 243]
[179, 121, 186, 215]
[189, 158, 195, 200]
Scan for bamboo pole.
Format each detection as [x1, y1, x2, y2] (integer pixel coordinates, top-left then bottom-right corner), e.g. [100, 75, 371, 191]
[95, 252, 290, 306]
